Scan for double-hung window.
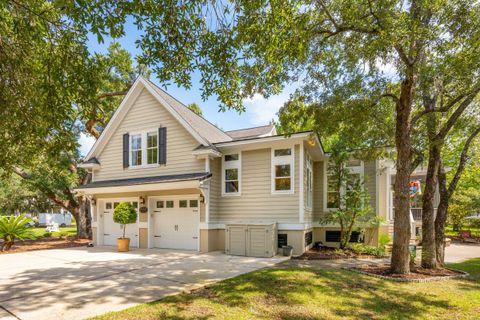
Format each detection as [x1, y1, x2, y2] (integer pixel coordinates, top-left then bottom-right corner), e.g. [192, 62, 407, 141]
[306, 154, 313, 208]
[222, 153, 241, 195]
[326, 159, 363, 209]
[130, 130, 158, 167]
[131, 134, 142, 166]
[272, 148, 294, 194]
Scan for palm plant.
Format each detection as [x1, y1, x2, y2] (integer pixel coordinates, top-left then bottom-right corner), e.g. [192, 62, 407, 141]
[0, 215, 36, 251]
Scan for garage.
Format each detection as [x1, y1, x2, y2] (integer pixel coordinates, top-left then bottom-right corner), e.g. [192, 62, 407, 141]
[225, 223, 277, 257]
[150, 197, 200, 250]
[100, 199, 139, 247]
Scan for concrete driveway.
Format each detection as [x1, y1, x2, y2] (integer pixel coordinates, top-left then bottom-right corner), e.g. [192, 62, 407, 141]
[445, 243, 480, 263]
[0, 247, 286, 320]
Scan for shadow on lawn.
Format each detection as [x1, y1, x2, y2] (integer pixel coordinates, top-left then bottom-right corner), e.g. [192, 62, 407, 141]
[147, 259, 480, 320]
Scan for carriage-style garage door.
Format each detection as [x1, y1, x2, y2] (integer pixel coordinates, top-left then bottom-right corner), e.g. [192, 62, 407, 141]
[149, 197, 200, 250]
[101, 199, 139, 247]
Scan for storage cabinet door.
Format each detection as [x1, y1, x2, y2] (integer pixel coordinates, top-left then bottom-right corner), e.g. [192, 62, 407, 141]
[247, 226, 268, 257]
[227, 226, 247, 256]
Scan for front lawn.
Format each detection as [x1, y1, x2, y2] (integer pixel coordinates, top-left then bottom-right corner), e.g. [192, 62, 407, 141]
[31, 227, 77, 238]
[445, 225, 480, 237]
[94, 258, 480, 320]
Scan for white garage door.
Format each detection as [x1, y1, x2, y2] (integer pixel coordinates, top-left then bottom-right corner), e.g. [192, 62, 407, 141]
[151, 198, 199, 250]
[102, 200, 139, 247]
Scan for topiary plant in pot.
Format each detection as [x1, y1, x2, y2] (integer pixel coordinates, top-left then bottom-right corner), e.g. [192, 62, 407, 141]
[113, 202, 137, 252]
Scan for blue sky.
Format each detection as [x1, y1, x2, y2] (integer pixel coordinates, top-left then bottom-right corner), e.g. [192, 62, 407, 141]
[79, 21, 296, 155]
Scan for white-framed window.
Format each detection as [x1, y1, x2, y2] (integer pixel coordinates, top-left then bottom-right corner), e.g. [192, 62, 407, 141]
[222, 153, 241, 195]
[130, 129, 158, 167]
[306, 153, 313, 208]
[146, 132, 158, 164]
[272, 147, 294, 194]
[325, 159, 364, 209]
[131, 134, 142, 166]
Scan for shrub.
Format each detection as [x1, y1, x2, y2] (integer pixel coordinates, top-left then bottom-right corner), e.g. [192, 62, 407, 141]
[378, 233, 391, 248]
[0, 215, 36, 251]
[113, 202, 137, 239]
[348, 243, 385, 257]
[43, 231, 52, 238]
[57, 231, 69, 239]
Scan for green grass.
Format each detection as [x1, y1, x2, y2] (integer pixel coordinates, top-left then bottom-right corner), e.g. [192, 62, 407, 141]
[93, 258, 480, 320]
[31, 227, 77, 238]
[445, 225, 480, 237]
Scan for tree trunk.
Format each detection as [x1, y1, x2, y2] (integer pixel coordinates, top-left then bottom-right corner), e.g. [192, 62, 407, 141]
[421, 106, 440, 269]
[421, 142, 440, 268]
[70, 196, 91, 239]
[435, 164, 448, 265]
[390, 79, 414, 274]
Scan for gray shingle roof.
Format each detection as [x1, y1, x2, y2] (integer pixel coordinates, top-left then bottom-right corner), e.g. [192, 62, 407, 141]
[147, 80, 232, 144]
[226, 124, 275, 140]
[76, 172, 211, 189]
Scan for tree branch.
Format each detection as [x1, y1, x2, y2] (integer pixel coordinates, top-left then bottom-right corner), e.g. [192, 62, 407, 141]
[97, 91, 128, 99]
[446, 126, 480, 197]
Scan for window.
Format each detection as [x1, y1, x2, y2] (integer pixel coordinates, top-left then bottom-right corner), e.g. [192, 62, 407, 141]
[326, 231, 363, 243]
[156, 201, 164, 209]
[113, 202, 120, 208]
[326, 159, 363, 209]
[272, 148, 294, 193]
[306, 154, 313, 208]
[189, 200, 198, 208]
[166, 200, 174, 208]
[305, 231, 313, 246]
[179, 200, 188, 208]
[222, 153, 241, 195]
[278, 234, 288, 248]
[130, 129, 159, 167]
[132, 201, 138, 209]
[131, 134, 142, 166]
[105, 202, 112, 210]
[147, 132, 158, 164]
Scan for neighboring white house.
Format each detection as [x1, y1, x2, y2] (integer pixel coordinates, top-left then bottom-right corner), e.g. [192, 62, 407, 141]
[76, 76, 433, 256]
[38, 210, 73, 227]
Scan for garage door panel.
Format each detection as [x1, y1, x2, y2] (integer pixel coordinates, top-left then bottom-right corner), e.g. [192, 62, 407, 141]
[101, 200, 139, 247]
[151, 198, 199, 251]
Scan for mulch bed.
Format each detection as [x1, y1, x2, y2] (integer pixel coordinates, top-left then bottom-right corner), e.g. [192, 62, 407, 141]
[292, 246, 384, 260]
[0, 237, 90, 254]
[349, 264, 469, 282]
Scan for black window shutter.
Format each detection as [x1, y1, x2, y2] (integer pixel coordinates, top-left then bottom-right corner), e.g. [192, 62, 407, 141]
[123, 133, 129, 168]
[158, 127, 167, 165]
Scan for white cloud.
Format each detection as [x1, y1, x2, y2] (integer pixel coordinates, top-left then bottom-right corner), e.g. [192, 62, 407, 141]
[78, 133, 96, 157]
[243, 91, 292, 126]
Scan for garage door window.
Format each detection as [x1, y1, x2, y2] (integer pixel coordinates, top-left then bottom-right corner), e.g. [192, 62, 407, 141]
[114, 202, 120, 208]
[105, 202, 112, 210]
[189, 200, 198, 208]
[156, 201, 164, 208]
[179, 200, 188, 208]
[166, 200, 174, 208]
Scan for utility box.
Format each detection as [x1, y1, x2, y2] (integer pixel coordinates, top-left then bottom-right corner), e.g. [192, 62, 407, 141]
[225, 223, 277, 258]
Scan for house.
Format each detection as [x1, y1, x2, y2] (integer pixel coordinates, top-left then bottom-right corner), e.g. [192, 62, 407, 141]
[76, 76, 429, 256]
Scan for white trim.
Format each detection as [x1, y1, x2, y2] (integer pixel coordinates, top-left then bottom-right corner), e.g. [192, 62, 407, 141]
[271, 146, 295, 194]
[221, 152, 242, 196]
[198, 222, 312, 230]
[375, 160, 380, 216]
[85, 76, 209, 160]
[78, 163, 101, 169]
[75, 179, 204, 195]
[305, 152, 313, 210]
[214, 132, 313, 148]
[192, 149, 222, 158]
[299, 145, 305, 223]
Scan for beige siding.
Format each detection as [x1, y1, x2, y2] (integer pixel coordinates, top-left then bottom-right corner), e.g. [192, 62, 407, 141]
[364, 160, 377, 213]
[313, 161, 325, 222]
[95, 88, 204, 181]
[209, 145, 300, 224]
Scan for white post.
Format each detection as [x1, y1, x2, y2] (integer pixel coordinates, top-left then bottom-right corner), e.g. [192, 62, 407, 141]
[299, 144, 305, 223]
